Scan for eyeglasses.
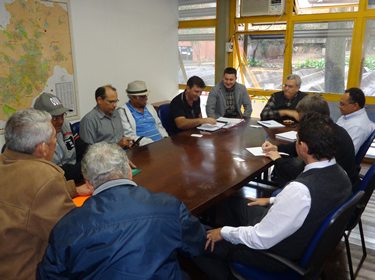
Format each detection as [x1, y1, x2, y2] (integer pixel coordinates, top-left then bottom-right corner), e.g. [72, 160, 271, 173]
[52, 113, 66, 121]
[339, 102, 353, 107]
[105, 99, 119, 104]
[284, 84, 296, 89]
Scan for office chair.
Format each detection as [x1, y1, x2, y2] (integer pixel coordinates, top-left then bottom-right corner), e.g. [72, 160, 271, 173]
[72, 121, 80, 135]
[355, 130, 375, 166]
[157, 103, 170, 134]
[344, 163, 375, 280]
[1, 144, 6, 154]
[227, 191, 364, 280]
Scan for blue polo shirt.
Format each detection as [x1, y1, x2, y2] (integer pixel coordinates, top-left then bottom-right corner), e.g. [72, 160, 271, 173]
[126, 102, 162, 141]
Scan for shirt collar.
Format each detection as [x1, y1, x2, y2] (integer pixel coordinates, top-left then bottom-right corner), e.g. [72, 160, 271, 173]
[95, 105, 114, 120]
[303, 158, 336, 173]
[341, 108, 365, 120]
[93, 178, 137, 196]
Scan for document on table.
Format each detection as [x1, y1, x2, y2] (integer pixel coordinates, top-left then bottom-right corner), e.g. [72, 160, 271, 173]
[217, 117, 245, 129]
[275, 131, 297, 142]
[257, 120, 285, 128]
[197, 121, 226, 132]
[246, 147, 289, 156]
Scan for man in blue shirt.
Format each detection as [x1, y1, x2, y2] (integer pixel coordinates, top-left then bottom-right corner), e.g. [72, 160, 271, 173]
[118, 80, 168, 146]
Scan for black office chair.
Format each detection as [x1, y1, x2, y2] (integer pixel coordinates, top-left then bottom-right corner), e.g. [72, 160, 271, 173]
[355, 130, 375, 166]
[344, 163, 375, 280]
[227, 191, 364, 280]
[157, 103, 170, 134]
[1, 144, 6, 154]
[72, 121, 80, 135]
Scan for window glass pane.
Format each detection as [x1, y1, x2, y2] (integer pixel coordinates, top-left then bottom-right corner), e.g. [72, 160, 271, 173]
[292, 21, 354, 94]
[237, 34, 285, 90]
[178, 2, 216, 21]
[369, 0, 375, 9]
[178, 28, 215, 86]
[360, 19, 375, 96]
[296, 0, 358, 14]
[244, 24, 287, 31]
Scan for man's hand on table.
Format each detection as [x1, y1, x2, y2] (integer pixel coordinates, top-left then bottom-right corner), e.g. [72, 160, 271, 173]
[205, 228, 223, 252]
[201, 117, 217, 125]
[117, 137, 135, 149]
[262, 141, 277, 153]
[265, 151, 282, 161]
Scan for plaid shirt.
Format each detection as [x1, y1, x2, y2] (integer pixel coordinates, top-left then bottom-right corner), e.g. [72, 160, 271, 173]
[224, 89, 237, 117]
[261, 92, 301, 120]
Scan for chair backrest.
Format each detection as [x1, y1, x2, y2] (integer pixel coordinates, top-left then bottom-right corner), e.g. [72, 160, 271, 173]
[346, 163, 375, 231]
[1, 143, 6, 154]
[157, 103, 170, 134]
[355, 130, 375, 166]
[300, 191, 364, 274]
[72, 121, 80, 135]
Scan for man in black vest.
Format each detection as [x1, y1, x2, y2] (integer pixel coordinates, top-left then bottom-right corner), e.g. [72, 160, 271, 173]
[260, 74, 308, 123]
[194, 114, 352, 280]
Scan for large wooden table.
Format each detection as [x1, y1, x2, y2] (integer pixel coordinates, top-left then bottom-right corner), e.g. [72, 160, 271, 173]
[126, 118, 294, 216]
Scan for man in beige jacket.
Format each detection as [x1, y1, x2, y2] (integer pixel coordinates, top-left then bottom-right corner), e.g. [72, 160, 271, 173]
[0, 109, 77, 280]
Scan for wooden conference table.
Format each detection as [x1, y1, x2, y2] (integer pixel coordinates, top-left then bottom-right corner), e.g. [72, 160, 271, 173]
[126, 118, 294, 216]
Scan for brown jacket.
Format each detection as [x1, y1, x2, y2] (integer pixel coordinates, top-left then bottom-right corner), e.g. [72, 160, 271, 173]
[0, 148, 77, 280]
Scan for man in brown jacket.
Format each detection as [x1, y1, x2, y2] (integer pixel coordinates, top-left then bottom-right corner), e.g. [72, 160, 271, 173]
[0, 108, 77, 280]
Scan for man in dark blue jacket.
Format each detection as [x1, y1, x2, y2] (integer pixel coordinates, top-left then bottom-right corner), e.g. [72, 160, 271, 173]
[37, 142, 206, 280]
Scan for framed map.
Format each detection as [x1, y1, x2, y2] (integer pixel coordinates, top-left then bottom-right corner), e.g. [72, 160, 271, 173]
[0, 0, 78, 132]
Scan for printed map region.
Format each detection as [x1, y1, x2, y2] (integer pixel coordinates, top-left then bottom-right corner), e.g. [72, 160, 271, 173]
[0, 0, 77, 131]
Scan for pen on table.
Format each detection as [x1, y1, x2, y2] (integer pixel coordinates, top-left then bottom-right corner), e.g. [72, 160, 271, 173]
[263, 134, 269, 148]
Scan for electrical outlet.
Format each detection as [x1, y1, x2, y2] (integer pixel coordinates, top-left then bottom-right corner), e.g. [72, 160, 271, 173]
[226, 42, 233, 52]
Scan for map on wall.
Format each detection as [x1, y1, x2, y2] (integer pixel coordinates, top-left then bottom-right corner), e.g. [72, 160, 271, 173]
[0, 0, 77, 132]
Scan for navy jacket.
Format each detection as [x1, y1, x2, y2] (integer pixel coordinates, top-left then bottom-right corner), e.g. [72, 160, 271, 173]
[37, 179, 206, 280]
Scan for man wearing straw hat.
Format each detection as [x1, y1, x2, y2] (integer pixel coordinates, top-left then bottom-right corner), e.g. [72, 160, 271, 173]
[118, 80, 168, 146]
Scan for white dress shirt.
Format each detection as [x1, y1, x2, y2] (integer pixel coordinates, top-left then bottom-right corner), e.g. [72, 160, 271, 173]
[221, 159, 337, 250]
[337, 108, 375, 154]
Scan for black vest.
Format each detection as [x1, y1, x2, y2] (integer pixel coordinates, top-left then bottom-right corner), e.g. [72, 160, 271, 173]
[269, 163, 352, 261]
[273, 91, 308, 122]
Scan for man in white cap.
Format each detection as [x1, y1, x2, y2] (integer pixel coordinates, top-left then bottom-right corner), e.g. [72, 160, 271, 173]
[34, 92, 89, 184]
[118, 81, 168, 146]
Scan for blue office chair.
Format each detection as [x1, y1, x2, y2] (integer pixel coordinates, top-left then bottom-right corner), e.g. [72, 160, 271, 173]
[344, 163, 375, 280]
[157, 103, 170, 134]
[72, 121, 80, 135]
[355, 130, 375, 166]
[227, 191, 364, 280]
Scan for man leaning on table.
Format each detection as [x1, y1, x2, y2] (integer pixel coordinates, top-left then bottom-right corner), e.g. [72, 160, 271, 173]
[169, 76, 217, 135]
[260, 74, 308, 123]
[194, 114, 352, 280]
[118, 80, 168, 146]
[337, 87, 375, 154]
[80, 85, 135, 148]
[0, 109, 76, 280]
[206, 67, 252, 119]
[37, 142, 206, 280]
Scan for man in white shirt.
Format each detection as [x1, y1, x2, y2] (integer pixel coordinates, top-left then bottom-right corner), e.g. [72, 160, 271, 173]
[337, 87, 375, 154]
[194, 114, 352, 280]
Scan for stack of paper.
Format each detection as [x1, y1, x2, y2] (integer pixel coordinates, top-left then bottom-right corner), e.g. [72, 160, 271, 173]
[257, 120, 285, 128]
[275, 131, 297, 142]
[197, 122, 226, 132]
[217, 117, 245, 129]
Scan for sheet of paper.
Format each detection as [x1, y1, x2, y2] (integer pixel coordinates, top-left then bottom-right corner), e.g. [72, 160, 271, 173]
[257, 120, 285, 128]
[197, 122, 226, 131]
[275, 131, 297, 142]
[250, 125, 262, 128]
[246, 147, 289, 156]
[217, 117, 244, 124]
[191, 134, 203, 137]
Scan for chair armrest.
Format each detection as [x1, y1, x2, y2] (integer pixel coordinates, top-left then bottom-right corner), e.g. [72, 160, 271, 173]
[226, 244, 308, 279]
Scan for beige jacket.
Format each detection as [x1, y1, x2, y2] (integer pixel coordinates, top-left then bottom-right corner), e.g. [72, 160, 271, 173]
[0, 148, 76, 280]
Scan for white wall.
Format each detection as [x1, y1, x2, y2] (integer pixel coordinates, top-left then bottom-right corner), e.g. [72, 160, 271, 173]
[0, 0, 178, 147]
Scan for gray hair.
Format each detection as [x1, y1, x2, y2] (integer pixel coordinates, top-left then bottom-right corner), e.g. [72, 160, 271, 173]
[296, 94, 330, 118]
[81, 142, 130, 188]
[286, 74, 302, 87]
[5, 108, 52, 154]
[127, 94, 134, 100]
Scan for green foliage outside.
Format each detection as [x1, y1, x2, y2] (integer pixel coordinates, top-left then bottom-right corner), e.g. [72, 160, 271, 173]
[247, 57, 282, 68]
[292, 56, 375, 71]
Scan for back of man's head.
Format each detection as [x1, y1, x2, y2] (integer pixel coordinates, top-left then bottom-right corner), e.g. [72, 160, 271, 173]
[298, 113, 338, 161]
[286, 74, 302, 87]
[186, 76, 206, 89]
[5, 108, 52, 154]
[345, 87, 365, 108]
[223, 67, 237, 77]
[296, 94, 330, 118]
[82, 142, 130, 188]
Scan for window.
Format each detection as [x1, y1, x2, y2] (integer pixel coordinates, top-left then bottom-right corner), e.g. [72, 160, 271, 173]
[178, 28, 215, 86]
[360, 19, 375, 96]
[236, 33, 285, 90]
[292, 21, 354, 94]
[295, 0, 359, 14]
[178, 0, 216, 21]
